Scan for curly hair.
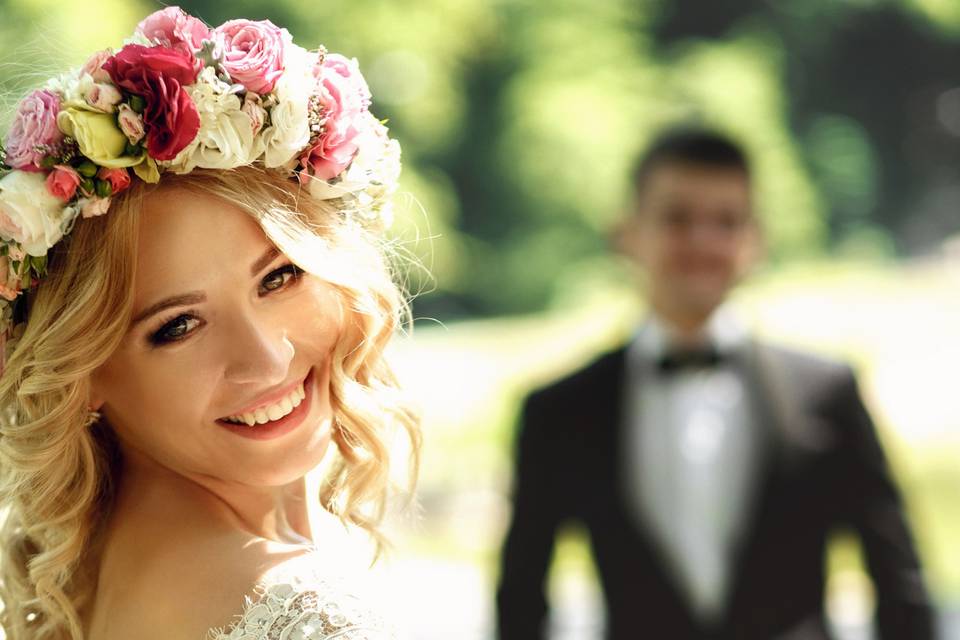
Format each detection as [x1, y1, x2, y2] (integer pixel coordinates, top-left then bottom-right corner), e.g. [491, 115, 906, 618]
[0, 165, 421, 639]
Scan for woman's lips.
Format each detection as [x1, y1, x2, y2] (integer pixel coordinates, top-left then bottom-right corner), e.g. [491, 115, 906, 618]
[216, 368, 315, 441]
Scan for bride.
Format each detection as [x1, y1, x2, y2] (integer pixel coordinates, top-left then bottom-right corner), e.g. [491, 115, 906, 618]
[0, 7, 420, 639]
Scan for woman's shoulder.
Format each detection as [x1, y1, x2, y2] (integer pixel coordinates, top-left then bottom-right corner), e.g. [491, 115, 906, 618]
[92, 515, 305, 640]
[97, 530, 392, 640]
[93, 492, 392, 640]
[207, 551, 394, 640]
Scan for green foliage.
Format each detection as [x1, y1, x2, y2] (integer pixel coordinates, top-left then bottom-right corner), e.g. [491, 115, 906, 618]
[1, 0, 958, 317]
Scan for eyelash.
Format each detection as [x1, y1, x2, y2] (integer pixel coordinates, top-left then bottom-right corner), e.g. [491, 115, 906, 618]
[147, 263, 304, 347]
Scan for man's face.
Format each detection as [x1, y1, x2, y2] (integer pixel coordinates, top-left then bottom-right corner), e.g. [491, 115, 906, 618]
[619, 162, 759, 319]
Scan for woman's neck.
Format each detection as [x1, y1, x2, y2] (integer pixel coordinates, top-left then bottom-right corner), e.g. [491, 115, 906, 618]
[117, 445, 315, 544]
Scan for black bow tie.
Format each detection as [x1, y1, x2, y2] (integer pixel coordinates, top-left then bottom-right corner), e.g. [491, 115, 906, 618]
[656, 347, 725, 373]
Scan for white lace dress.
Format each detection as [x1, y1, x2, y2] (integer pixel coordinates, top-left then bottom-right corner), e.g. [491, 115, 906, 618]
[207, 567, 393, 640]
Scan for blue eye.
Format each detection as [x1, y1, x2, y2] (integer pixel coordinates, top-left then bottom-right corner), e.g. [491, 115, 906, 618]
[259, 263, 302, 295]
[149, 314, 202, 346]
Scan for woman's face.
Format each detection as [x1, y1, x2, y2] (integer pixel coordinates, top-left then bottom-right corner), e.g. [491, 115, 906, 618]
[91, 186, 341, 488]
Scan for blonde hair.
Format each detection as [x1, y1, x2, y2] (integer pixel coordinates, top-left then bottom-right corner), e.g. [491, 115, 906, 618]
[0, 165, 421, 639]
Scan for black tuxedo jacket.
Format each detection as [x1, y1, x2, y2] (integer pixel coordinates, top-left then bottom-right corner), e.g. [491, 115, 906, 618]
[496, 341, 935, 640]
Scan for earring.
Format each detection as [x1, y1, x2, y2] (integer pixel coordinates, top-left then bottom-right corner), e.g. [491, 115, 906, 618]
[86, 408, 102, 426]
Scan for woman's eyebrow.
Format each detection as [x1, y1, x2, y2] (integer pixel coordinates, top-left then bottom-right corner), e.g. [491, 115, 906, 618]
[130, 248, 281, 328]
[131, 292, 206, 327]
[250, 246, 281, 276]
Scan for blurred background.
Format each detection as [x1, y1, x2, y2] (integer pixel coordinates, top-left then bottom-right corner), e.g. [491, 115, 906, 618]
[1, 0, 959, 637]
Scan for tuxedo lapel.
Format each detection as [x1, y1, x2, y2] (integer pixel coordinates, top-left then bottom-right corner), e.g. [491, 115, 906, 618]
[723, 341, 807, 624]
[605, 345, 706, 628]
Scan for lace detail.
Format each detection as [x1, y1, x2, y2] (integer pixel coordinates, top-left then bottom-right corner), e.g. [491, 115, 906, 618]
[208, 579, 394, 640]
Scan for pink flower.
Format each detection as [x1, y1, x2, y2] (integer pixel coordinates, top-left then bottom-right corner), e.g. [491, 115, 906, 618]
[4, 90, 63, 172]
[98, 168, 130, 195]
[80, 197, 111, 218]
[213, 19, 287, 94]
[137, 7, 210, 53]
[104, 44, 200, 161]
[82, 82, 123, 112]
[0, 255, 23, 301]
[299, 54, 372, 181]
[83, 49, 114, 83]
[45, 165, 82, 201]
[117, 103, 146, 145]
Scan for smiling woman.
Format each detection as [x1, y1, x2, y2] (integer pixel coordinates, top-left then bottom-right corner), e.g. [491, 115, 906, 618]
[0, 8, 419, 640]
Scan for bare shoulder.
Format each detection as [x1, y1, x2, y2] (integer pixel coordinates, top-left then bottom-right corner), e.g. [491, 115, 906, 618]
[89, 486, 310, 640]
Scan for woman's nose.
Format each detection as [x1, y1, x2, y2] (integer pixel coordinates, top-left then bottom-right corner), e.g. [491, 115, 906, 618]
[221, 313, 295, 386]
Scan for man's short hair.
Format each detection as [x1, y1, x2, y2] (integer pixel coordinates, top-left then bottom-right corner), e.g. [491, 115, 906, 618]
[631, 128, 750, 194]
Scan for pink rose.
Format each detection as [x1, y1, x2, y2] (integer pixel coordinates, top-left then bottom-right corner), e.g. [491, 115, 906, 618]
[45, 165, 82, 201]
[98, 168, 130, 195]
[4, 90, 63, 172]
[0, 255, 22, 301]
[137, 7, 210, 53]
[299, 54, 372, 181]
[213, 19, 287, 94]
[80, 197, 111, 218]
[82, 82, 123, 112]
[104, 44, 200, 161]
[117, 103, 146, 145]
[83, 49, 114, 83]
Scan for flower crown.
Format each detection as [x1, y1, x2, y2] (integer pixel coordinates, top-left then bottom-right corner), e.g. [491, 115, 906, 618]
[0, 7, 401, 368]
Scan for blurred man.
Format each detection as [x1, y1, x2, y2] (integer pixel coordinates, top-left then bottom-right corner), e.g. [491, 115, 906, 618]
[496, 129, 935, 640]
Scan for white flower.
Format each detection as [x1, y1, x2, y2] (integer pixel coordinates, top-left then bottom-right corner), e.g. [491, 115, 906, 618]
[50, 71, 123, 114]
[261, 44, 315, 168]
[79, 196, 111, 218]
[82, 80, 123, 113]
[44, 66, 84, 100]
[0, 171, 75, 257]
[163, 67, 264, 173]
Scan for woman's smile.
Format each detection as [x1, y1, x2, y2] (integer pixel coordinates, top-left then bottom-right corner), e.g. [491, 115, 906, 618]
[216, 367, 318, 441]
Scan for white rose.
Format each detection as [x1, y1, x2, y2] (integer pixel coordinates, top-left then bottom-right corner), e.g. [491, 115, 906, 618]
[163, 67, 264, 173]
[261, 44, 314, 168]
[0, 171, 75, 257]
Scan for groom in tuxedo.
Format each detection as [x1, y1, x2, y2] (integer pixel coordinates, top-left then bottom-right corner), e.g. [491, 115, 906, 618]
[495, 129, 935, 639]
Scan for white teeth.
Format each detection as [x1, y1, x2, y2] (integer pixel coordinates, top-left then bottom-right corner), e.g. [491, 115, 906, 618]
[223, 380, 307, 426]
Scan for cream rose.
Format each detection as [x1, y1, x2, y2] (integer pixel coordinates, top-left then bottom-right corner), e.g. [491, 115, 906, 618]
[0, 171, 74, 256]
[261, 44, 314, 168]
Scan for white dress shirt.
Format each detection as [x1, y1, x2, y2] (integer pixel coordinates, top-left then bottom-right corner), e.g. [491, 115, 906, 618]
[624, 309, 761, 624]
